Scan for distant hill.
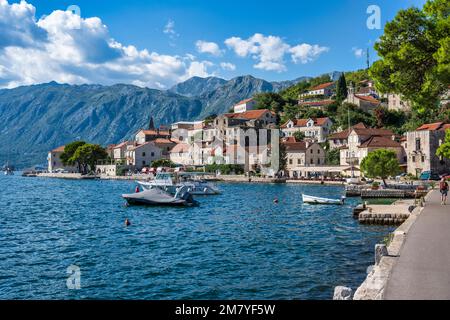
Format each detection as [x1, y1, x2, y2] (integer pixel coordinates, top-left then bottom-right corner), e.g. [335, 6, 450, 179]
[0, 74, 316, 167]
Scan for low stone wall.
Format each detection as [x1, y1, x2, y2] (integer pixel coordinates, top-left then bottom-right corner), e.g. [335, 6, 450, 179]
[333, 193, 432, 300]
[38, 173, 83, 179]
[218, 175, 286, 183]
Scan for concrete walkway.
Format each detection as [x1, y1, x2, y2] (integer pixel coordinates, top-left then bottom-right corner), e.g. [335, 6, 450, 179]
[384, 190, 450, 300]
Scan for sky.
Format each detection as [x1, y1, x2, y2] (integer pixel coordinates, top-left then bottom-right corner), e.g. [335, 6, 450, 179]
[0, 0, 427, 89]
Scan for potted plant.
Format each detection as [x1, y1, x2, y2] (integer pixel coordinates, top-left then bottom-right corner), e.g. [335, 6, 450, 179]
[372, 181, 380, 190]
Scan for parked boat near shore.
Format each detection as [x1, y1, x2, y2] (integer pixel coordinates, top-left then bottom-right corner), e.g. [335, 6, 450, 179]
[122, 185, 199, 207]
[302, 194, 346, 205]
[138, 172, 221, 195]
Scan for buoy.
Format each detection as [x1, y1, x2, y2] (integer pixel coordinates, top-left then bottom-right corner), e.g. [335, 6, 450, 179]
[273, 198, 279, 204]
[125, 218, 131, 226]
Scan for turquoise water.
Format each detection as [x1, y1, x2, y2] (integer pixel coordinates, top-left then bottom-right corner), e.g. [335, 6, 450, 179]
[0, 174, 393, 300]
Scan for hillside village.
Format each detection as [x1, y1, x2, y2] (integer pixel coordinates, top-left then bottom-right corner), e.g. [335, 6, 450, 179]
[48, 72, 450, 180]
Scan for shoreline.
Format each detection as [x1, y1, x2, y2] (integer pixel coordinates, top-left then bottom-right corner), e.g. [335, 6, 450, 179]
[34, 172, 346, 186]
[334, 190, 432, 300]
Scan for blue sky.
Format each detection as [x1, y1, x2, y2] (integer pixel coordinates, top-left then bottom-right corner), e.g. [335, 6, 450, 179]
[0, 0, 427, 88]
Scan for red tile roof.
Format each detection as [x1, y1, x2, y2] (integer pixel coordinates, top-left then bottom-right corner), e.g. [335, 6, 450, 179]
[139, 129, 171, 136]
[225, 109, 275, 120]
[281, 117, 330, 128]
[354, 94, 380, 104]
[153, 138, 176, 144]
[358, 136, 401, 148]
[353, 127, 394, 137]
[234, 98, 254, 106]
[170, 143, 190, 153]
[283, 141, 307, 151]
[416, 122, 449, 131]
[51, 145, 65, 152]
[310, 82, 335, 91]
[328, 123, 367, 139]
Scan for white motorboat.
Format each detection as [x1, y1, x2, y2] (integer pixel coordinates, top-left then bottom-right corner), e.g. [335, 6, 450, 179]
[137, 172, 221, 195]
[302, 194, 345, 205]
[122, 185, 199, 207]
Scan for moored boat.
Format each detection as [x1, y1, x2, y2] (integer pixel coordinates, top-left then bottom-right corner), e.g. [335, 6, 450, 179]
[122, 185, 198, 207]
[302, 194, 345, 205]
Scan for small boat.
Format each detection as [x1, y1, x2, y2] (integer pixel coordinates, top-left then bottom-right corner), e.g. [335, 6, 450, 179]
[122, 185, 198, 207]
[302, 194, 345, 205]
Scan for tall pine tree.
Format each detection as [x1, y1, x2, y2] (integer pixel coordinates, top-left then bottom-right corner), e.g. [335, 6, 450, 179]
[335, 74, 348, 102]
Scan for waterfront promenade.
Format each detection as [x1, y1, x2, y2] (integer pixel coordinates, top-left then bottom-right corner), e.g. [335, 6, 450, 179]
[384, 190, 450, 300]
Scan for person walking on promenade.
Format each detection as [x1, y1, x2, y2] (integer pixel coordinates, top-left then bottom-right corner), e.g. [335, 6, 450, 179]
[439, 177, 448, 205]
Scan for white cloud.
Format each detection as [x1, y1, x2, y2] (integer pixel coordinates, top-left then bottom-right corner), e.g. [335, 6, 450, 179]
[163, 19, 177, 36]
[225, 33, 328, 72]
[220, 62, 236, 71]
[0, 1, 213, 89]
[195, 40, 223, 56]
[290, 44, 329, 64]
[352, 47, 364, 58]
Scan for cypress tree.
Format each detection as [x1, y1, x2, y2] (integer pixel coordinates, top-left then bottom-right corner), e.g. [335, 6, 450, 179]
[336, 74, 348, 102]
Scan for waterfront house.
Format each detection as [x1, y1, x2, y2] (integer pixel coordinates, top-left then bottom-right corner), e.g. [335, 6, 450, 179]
[170, 143, 192, 166]
[405, 122, 450, 176]
[337, 127, 403, 169]
[47, 146, 78, 173]
[328, 122, 367, 149]
[112, 141, 134, 163]
[125, 142, 164, 170]
[233, 98, 257, 113]
[282, 137, 326, 178]
[281, 117, 333, 142]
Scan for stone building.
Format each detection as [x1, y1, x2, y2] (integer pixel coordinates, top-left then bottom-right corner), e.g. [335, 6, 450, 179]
[405, 122, 450, 176]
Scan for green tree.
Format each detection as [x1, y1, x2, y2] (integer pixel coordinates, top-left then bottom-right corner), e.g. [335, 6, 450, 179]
[279, 139, 287, 172]
[60, 141, 86, 172]
[335, 103, 376, 130]
[293, 131, 305, 141]
[370, 0, 449, 117]
[70, 143, 108, 174]
[151, 159, 176, 168]
[254, 92, 286, 113]
[335, 73, 348, 102]
[437, 129, 450, 159]
[325, 148, 340, 165]
[360, 149, 401, 186]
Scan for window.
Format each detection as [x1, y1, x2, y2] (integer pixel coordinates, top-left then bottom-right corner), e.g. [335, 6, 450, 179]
[310, 149, 313, 154]
[317, 149, 320, 154]
[310, 158, 313, 164]
[297, 159, 301, 164]
[289, 159, 293, 165]
[142, 152, 146, 157]
[142, 161, 146, 165]
[421, 156, 425, 162]
[151, 152, 155, 157]
[318, 158, 321, 165]
[412, 156, 416, 162]
[415, 138, 421, 151]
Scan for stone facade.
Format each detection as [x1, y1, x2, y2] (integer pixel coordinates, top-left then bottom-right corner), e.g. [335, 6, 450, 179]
[406, 123, 450, 176]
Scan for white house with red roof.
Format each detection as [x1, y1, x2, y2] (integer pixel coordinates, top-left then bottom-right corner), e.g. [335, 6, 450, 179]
[406, 122, 450, 176]
[233, 98, 257, 113]
[300, 82, 336, 98]
[281, 117, 333, 142]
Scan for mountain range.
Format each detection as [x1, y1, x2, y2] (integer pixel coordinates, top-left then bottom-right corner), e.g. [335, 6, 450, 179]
[0, 73, 339, 168]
